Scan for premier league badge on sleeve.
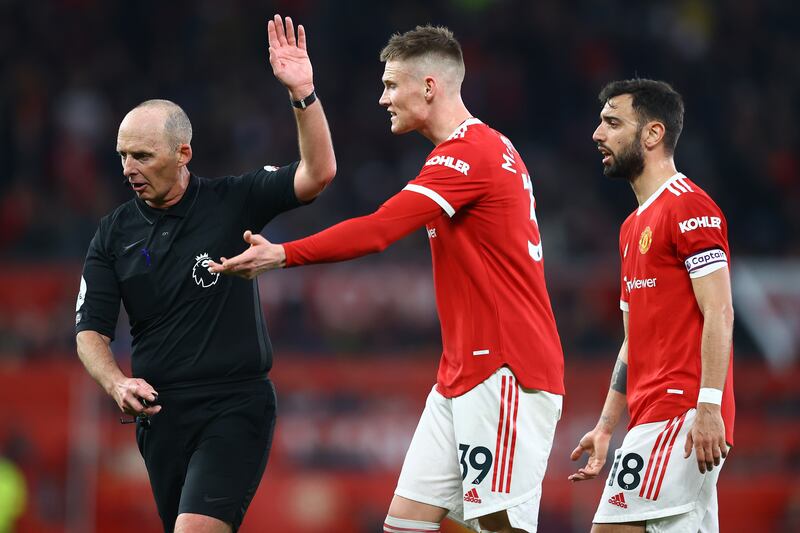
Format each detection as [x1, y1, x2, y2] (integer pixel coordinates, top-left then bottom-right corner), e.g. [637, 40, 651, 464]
[76, 276, 87, 311]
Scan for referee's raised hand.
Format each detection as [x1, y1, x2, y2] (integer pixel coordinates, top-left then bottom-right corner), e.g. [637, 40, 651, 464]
[267, 14, 314, 101]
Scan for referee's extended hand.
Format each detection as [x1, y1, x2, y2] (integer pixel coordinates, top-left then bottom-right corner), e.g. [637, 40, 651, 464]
[267, 14, 314, 101]
[112, 377, 161, 417]
[208, 230, 286, 279]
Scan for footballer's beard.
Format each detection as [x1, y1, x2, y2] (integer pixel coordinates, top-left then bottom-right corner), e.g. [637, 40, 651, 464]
[604, 140, 645, 182]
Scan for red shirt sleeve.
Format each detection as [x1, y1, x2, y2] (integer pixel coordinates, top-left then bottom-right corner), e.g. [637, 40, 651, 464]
[284, 190, 443, 266]
[405, 134, 488, 216]
[671, 193, 730, 278]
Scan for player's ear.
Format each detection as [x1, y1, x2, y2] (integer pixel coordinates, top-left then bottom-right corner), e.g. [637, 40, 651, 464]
[643, 120, 666, 150]
[424, 76, 436, 102]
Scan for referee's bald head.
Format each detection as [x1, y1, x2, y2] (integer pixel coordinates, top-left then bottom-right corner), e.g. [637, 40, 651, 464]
[127, 99, 193, 150]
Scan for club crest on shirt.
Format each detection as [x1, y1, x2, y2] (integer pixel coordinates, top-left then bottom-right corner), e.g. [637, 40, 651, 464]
[639, 226, 653, 254]
[192, 252, 220, 288]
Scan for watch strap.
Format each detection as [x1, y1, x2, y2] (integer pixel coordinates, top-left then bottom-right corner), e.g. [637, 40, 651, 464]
[291, 90, 317, 109]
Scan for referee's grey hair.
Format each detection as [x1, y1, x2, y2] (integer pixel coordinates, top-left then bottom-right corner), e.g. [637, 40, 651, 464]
[134, 99, 193, 149]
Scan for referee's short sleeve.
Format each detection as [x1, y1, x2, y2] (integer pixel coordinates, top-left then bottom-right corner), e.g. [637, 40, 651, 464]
[243, 161, 303, 230]
[75, 226, 120, 339]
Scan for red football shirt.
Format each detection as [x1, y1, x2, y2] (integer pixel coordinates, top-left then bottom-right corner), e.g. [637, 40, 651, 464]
[619, 173, 735, 444]
[284, 118, 564, 398]
[402, 119, 564, 397]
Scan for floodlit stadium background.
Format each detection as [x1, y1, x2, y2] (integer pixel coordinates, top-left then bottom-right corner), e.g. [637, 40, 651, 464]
[1, 1, 798, 531]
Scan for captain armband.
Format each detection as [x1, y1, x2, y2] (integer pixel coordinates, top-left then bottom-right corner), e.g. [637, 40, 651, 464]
[610, 358, 628, 394]
[684, 248, 727, 278]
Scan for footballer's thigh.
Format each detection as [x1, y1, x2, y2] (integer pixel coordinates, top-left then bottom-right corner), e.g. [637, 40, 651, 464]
[453, 367, 561, 532]
[394, 384, 464, 515]
[593, 408, 725, 531]
[394, 368, 561, 532]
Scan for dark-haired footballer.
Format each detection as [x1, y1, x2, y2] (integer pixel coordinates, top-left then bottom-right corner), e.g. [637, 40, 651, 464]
[570, 79, 735, 533]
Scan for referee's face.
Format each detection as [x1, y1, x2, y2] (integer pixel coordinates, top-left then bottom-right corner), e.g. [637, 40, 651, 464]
[117, 108, 188, 208]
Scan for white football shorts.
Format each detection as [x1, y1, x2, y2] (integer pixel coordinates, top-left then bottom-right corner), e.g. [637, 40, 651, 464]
[593, 408, 726, 531]
[394, 366, 562, 532]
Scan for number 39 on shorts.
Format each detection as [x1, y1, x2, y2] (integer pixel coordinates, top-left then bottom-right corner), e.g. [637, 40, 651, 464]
[458, 443, 494, 484]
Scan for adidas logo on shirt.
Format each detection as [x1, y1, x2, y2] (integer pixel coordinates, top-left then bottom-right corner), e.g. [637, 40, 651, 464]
[608, 492, 628, 509]
[463, 488, 482, 504]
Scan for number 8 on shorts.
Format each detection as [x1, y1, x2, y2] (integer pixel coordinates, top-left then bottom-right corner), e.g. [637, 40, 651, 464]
[594, 409, 726, 526]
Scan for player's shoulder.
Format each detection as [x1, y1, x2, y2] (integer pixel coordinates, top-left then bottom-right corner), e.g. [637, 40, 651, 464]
[658, 174, 729, 244]
[447, 117, 490, 140]
[430, 119, 508, 163]
[436, 118, 501, 151]
[663, 174, 717, 205]
[420, 120, 488, 177]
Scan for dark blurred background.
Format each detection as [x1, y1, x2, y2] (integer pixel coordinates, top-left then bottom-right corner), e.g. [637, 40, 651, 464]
[1, 0, 798, 531]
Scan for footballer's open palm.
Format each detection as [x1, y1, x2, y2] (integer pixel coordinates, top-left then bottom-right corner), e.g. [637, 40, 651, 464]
[208, 230, 285, 280]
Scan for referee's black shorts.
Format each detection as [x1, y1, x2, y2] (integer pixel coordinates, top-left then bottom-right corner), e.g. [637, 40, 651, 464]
[136, 378, 276, 532]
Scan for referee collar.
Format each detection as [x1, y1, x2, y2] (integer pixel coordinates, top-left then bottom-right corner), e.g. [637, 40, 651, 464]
[135, 173, 200, 224]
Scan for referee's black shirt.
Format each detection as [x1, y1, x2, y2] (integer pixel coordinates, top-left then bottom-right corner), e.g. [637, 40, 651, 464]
[76, 162, 301, 390]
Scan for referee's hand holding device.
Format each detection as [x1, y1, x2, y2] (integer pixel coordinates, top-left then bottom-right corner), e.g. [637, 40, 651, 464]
[112, 377, 161, 418]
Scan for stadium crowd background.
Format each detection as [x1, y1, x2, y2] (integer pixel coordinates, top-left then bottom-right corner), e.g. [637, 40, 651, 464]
[0, 0, 798, 531]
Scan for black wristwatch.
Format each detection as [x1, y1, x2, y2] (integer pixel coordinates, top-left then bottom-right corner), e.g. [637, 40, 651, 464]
[291, 90, 317, 109]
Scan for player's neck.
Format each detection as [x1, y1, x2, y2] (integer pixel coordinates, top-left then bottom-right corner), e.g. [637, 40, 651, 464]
[630, 157, 678, 207]
[421, 100, 472, 145]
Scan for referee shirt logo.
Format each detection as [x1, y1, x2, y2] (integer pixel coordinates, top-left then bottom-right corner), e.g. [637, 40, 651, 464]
[192, 252, 220, 288]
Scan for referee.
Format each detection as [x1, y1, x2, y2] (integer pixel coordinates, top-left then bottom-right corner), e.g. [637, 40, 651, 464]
[74, 15, 335, 533]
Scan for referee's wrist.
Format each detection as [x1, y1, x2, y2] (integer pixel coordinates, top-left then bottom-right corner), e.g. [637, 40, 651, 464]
[289, 87, 316, 109]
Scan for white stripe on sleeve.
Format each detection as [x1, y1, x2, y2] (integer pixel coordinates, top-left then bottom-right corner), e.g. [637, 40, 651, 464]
[403, 184, 455, 217]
